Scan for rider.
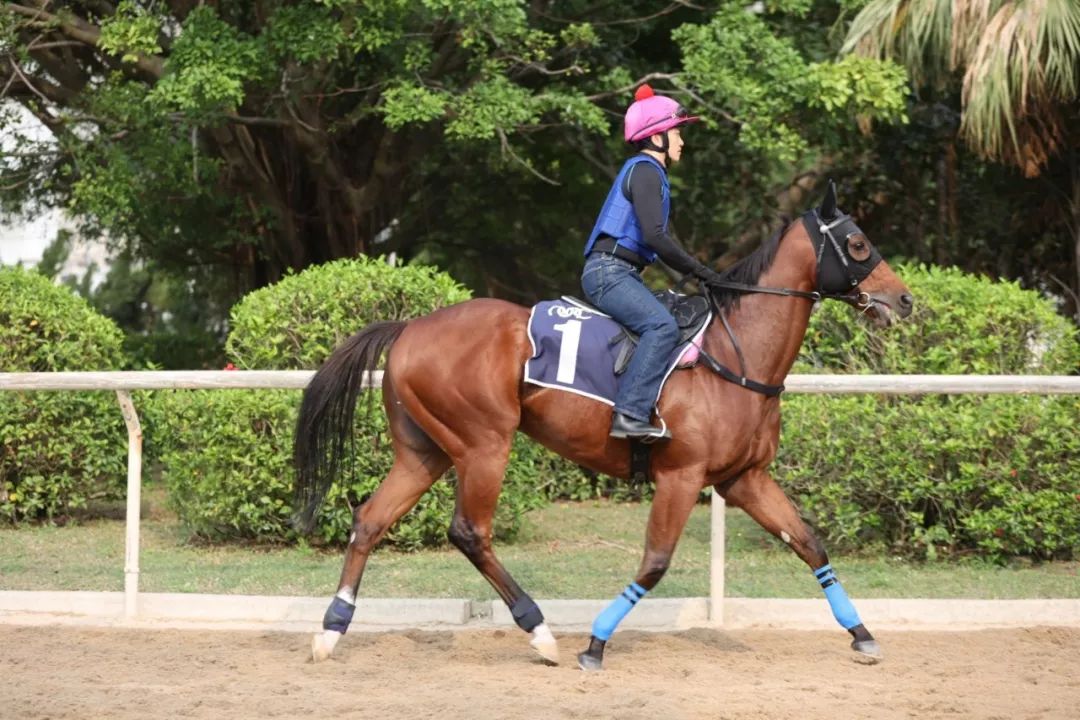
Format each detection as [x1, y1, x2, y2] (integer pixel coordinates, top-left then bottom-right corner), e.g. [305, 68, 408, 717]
[582, 84, 722, 441]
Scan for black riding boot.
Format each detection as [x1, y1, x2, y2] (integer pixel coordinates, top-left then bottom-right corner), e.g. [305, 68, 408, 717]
[610, 412, 672, 441]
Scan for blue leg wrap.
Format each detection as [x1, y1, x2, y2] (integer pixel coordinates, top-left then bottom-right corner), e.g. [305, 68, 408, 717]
[814, 564, 862, 630]
[591, 582, 647, 641]
[323, 595, 356, 634]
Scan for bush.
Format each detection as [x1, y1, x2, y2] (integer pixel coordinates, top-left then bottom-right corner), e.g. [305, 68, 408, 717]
[225, 256, 472, 369]
[777, 264, 1080, 560]
[0, 266, 127, 522]
[161, 256, 567, 546]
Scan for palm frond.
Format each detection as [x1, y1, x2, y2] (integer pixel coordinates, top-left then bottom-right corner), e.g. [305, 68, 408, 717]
[951, 0, 1003, 68]
[842, 0, 955, 88]
[961, 0, 1080, 175]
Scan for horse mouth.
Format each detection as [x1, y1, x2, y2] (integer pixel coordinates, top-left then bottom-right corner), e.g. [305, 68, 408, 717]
[866, 300, 894, 328]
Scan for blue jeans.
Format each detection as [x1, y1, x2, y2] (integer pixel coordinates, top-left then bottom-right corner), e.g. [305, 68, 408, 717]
[581, 254, 679, 422]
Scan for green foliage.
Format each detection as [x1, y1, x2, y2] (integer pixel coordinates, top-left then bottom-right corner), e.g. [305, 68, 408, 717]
[801, 264, 1080, 374]
[676, 5, 909, 162]
[778, 265, 1080, 560]
[807, 55, 908, 120]
[98, 0, 163, 63]
[0, 267, 126, 522]
[155, 389, 306, 542]
[226, 256, 471, 369]
[265, 5, 347, 64]
[381, 84, 450, 129]
[149, 7, 267, 116]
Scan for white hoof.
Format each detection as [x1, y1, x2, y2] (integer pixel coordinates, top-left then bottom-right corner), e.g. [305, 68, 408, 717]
[530, 623, 560, 664]
[311, 630, 342, 662]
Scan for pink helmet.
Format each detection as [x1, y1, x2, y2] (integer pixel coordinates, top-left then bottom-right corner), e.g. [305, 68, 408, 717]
[623, 84, 699, 143]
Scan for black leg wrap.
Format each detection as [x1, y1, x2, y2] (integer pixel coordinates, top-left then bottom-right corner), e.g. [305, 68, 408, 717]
[323, 596, 356, 634]
[577, 635, 606, 672]
[509, 595, 544, 633]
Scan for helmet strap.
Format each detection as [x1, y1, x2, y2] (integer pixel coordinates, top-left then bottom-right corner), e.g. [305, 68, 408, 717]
[646, 132, 670, 164]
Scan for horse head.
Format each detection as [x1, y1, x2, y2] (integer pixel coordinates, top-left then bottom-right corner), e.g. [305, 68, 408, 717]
[813, 180, 913, 327]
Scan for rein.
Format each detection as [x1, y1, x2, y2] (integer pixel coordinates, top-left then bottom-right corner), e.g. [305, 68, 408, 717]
[691, 211, 882, 397]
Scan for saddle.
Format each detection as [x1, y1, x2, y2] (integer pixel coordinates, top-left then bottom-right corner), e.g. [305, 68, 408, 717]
[564, 290, 711, 375]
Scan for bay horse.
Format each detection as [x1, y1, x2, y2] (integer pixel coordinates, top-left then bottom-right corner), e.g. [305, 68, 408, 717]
[294, 183, 913, 670]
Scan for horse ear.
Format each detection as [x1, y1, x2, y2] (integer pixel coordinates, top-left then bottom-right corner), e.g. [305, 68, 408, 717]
[819, 179, 838, 220]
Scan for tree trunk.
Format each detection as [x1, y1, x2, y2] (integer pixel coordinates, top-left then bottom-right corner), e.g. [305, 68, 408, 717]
[1071, 148, 1080, 323]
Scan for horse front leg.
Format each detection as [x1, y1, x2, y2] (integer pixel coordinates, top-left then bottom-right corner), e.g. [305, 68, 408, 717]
[577, 471, 702, 671]
[726, 468, 882, 662]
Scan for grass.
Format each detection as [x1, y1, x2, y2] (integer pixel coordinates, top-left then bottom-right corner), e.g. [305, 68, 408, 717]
[1, 486, 1077, 599]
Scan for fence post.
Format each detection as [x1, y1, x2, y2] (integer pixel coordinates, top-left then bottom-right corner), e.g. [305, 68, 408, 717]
[115, 391, 143, 619]
[709, 487, 725, 626]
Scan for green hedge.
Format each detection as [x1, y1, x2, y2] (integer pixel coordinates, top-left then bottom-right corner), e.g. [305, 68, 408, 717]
[225, 257, 474, 369]
[160, 256, 584, 547]
[0, 267, 127, 522]
[777, 264, 1080, 560]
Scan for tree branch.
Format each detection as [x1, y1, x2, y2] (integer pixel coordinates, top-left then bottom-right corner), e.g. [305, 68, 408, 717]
[586, 72, 679, 101]
[5, 1, 164, 78]
[497, 128, 560, 186]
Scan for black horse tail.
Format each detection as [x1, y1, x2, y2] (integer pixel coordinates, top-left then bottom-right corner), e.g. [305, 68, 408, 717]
[293, 320, 407, 534]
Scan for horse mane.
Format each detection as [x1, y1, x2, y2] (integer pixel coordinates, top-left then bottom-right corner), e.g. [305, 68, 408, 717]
[709, 221, 789, 312]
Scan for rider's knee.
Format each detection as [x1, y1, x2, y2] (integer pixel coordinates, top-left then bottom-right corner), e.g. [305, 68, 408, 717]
[654, 316, 679, 344]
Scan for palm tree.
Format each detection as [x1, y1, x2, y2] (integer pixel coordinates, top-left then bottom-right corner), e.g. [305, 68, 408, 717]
[842, 0, 1080, 317]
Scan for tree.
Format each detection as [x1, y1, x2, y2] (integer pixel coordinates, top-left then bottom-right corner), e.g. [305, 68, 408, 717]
[1, 1, 908, 363]
[842, 0, 1080, 318]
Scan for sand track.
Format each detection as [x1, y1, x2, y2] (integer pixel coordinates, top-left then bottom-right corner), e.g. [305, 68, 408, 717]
[3, 625, 1078, 719]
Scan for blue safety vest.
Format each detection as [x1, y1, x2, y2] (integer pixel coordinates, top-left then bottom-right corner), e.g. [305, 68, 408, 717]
[584, 155, 669, 264]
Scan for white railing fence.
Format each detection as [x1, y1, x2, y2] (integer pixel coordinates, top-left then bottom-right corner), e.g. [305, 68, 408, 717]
[1, 371, 1078, 624]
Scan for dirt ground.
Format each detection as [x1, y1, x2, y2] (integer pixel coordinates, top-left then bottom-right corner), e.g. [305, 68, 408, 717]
[2, 624, 1078, 720]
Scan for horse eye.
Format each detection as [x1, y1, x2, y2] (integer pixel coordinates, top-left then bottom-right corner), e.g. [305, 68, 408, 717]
[847, 233, 871, 262]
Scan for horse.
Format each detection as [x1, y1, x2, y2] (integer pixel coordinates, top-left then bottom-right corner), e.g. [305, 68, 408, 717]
[293, 182, 914, 670]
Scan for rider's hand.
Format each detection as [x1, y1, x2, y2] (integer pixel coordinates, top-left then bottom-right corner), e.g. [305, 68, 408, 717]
[696, 267, 725, 286]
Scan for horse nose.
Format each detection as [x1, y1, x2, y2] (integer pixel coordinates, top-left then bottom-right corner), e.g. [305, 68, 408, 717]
[898, 292, 914, 317]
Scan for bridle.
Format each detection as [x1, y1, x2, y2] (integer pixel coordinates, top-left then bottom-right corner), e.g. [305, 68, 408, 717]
[691, 210, 886, 397]
[701, 210, 883, 309]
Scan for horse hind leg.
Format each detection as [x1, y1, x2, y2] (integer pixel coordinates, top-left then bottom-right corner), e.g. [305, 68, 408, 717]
[312, 398, 451, 662]
[446, 443, 560, 665]
[725, 469, 882, 663]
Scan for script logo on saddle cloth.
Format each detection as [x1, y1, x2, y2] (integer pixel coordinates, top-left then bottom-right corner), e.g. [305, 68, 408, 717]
[548, 305, 596, 321]
[524, 298, 700, 406]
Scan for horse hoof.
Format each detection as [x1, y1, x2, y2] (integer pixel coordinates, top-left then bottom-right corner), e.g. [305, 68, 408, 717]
[311, 630, 342, 662]
[530, 638, 560, 664]
[529, 624, 560, 664]
[577, 651, 603, 672]
[851, 638, 883, 664]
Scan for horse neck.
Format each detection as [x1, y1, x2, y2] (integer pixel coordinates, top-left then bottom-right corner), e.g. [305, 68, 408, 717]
[703, 224, 818, 387]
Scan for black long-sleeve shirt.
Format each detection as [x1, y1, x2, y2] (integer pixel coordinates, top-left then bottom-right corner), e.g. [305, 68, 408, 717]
[624, 157, 711, 278]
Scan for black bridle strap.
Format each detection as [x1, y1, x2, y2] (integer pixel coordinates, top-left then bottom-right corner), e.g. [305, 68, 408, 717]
[704, 278, 871, 305]
[696, 344, 785, 397]
[718, 308, 748, 381]
[705, 279, 820, 301]
[696, 284, 786, 397]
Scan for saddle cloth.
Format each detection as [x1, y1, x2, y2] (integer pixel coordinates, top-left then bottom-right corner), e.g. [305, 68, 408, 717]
[523, 295, 710, 406]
